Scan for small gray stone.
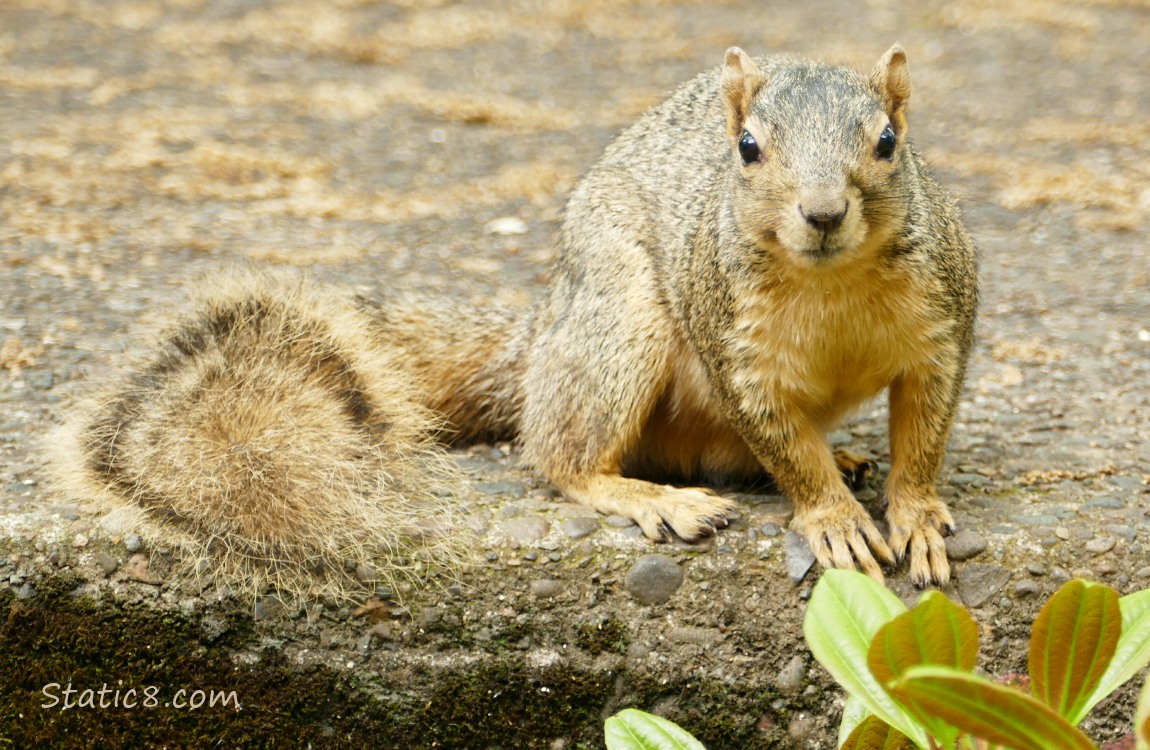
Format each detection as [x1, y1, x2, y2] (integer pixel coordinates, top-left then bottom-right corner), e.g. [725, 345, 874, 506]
[784, 531, 817, 585]
[956, 563, 1012, 608]
[1085, 537, 1116, 555]
[945, 529, 988, 561]
[760, 522, 782, 538]
[827, 430, 851, 447]
[1082, 495, 1124, 510]
[667, 627, 722, 645]
[1014, 580, 1041, 598]
[950, 473, 989, 488]
[16, 583, 36, 600]
[605, 514, 637, 528]
[95, 552, 119, 576]
[529, 578, 563, 599]
[626, 642, 650, 660]
[1012, 514, 1060, 526]
[560, 517, 600, 539]
[474, 481, 526, 498]
[123, 553, 162, 585]
[1026, 563, 1046, 576]
[776, 655, 807, 693]
[1136, 566, 1150, 579]
[788, 714, 817, 741]
[124, 533, 142, 552]
[498, 516, 550, 544]
[620, 526, 645, 538]
[1050, 566, 1071, 583]
[1112, 526, 1137, 542]
[624, 554, 684, 605]
[1109, 476, 1144, 491]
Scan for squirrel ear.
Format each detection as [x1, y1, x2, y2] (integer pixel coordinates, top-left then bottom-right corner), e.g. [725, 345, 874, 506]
[870, 44, 911, 135]
[721, 47, 765, 140]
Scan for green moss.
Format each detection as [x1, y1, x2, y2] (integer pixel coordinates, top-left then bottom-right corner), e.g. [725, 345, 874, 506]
[575, 614, 630, 655]
[1, 577, 807, 748]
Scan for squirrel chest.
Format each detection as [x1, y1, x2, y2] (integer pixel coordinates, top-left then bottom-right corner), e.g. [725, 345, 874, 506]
[723, 257, 952, 429]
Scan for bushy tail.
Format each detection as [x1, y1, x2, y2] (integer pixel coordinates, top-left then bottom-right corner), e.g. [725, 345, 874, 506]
[358, 290, 532, 444]
[50, 270, 467, 602]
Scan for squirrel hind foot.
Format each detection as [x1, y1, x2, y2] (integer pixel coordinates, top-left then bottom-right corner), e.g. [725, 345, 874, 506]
[833, 448, 876, 491]
[559, 475, 736, 543]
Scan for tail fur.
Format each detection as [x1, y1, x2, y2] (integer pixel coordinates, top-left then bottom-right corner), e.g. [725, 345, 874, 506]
[358, 290, 530, 443]
[50, 270, 480, 601]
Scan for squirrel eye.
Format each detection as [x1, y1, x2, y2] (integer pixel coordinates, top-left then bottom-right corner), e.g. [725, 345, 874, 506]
[875, 125, 896, 160]
[738, 130, 761, 164]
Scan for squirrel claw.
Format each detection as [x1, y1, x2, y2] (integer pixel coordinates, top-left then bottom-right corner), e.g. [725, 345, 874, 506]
[886, 496, 955, 586]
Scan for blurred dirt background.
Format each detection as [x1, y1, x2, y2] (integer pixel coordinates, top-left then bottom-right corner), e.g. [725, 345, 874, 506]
[2, 0, 1150, 748]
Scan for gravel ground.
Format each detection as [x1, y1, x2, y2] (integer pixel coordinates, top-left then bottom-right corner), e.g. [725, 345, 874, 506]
[2, 0, 1150, 747]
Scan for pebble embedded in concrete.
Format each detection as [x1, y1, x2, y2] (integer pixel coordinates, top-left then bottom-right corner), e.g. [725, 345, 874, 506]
[776, 655, 806, 693]
[497, 516, 550, 544]
[624, 554, 684, 605]
[945, 529, 988, 561]
[1084, 537, 1116, 555]
[529, 578, 563, 599]
[784, 531, 817, 585]
[560, 517, 600, 539]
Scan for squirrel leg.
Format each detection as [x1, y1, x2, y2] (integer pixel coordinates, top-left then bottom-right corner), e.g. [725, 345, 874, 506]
[520, 265, 736, 542]
[885, 368, 960, 586]
[756, 419, 895, 582]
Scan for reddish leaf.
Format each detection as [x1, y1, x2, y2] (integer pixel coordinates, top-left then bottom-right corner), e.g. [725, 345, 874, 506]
[890, 665, 1096, 750]
[1029, 580, 1121, 721]
[868, 590, 979, 686]
[839, 714, 915, 750]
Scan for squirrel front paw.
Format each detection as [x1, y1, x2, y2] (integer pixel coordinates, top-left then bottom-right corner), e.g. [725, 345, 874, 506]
[791, 499, 895, 582]
[885, 494, 955, 587]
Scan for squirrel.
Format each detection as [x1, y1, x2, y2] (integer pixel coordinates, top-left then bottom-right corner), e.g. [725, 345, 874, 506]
[54, 44, 976, 594]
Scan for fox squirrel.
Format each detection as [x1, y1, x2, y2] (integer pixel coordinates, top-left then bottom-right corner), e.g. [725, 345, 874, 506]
[55, 44, 976, 594]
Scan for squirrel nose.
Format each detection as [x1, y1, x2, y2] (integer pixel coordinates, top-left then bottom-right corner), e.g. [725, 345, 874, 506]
[800, 200, 848, 233]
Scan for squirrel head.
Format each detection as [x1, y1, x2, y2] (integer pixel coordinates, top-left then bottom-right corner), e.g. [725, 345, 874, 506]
[721, 45, 912, 267]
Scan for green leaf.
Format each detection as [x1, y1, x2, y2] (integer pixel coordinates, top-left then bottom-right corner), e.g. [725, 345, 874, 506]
[1135, 673, 1150, 750]
[604, 709, 707, 750]
[839, 695, 872, 747]
[889, 665, 1096, 750]
[1028, 580, 1120, 723]
[840, 714, 915, 750]
[1076, 586, 1150, 725]
[803, 569, 929, 748]
[868, 590, 979, 747]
